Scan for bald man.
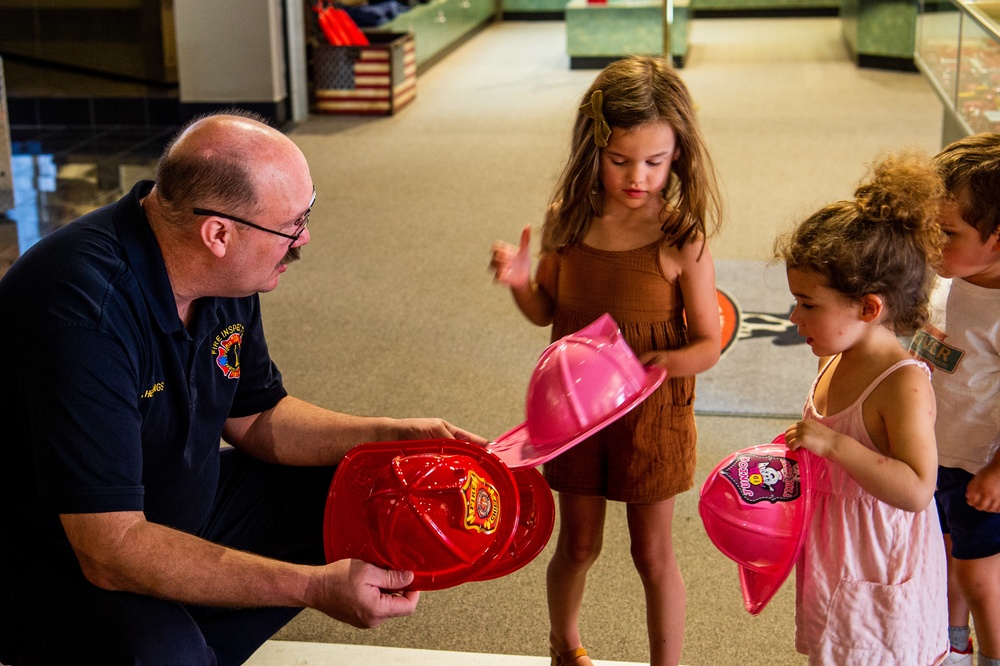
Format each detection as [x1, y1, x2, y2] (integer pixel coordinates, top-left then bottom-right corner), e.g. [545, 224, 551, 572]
[0, 111, 484, 665]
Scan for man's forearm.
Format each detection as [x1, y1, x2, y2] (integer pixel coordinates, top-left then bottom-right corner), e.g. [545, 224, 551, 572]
[224, 396, 398, 466]
[63, 511, 313, 608]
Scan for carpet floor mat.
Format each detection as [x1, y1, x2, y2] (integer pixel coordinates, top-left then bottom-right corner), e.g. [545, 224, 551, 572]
[696, 259, 817, 418]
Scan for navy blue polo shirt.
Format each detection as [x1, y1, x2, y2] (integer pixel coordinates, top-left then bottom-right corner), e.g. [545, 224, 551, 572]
[0, 180, 287, 567]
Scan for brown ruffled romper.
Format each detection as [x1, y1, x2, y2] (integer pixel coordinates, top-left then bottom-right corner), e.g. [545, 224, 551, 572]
[541, 239, 697, 503]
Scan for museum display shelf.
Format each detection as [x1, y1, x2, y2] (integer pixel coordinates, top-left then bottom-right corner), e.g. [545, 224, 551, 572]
[916, 0, 1000, 143]
[842, 0, 920, 69]
[0, 0, 177, 84]
[368, 0, 497, 71]
[504, 0, 838, 18]
[565, 0, 689, 68]
[502, 0, 568, 18]
[691, 0, 837, 12]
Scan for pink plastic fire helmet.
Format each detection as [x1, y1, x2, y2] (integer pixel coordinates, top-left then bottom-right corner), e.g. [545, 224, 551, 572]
[698, 434, 815, 615]
[489, 313, 667, 470]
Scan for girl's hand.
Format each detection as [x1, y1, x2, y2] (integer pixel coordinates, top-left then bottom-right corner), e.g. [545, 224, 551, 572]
[638, 351, 670, 375]
[490, 225, 532, 289]
[784, 419, 843, 459]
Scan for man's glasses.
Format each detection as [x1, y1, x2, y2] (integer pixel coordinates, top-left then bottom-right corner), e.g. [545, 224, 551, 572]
[194, 189, 316, 243]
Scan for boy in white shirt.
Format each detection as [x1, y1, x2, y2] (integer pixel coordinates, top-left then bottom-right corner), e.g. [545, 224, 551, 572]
[910, 132, 1000, 666]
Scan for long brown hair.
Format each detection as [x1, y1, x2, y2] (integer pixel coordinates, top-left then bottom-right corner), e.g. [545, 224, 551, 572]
[542, 56, 722, 253]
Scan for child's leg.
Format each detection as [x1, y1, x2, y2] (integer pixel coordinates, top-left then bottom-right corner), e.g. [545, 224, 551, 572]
[626, 497, 684, 666]
[939, 467, 1000, 661]
[547, 492, 606, 663]
[944, 533, 973, 651]
[956, 553, 1000, 660]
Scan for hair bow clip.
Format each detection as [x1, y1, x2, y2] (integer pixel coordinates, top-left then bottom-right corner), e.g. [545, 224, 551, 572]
[579, 90, 611, 148]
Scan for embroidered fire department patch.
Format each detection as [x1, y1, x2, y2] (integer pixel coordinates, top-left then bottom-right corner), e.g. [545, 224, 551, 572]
[214, 330, 243, 379]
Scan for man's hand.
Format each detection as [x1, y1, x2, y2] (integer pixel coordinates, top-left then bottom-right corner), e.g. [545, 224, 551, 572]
[306, 560, 420, 628]
[386, 418, 488, 446]
[224, 398, 488, 465]
[62, 512, 420, 625]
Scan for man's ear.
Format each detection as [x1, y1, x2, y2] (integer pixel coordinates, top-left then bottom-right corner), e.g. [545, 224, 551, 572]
[200, 217, 231, 258]
[859, 294, 884, 322]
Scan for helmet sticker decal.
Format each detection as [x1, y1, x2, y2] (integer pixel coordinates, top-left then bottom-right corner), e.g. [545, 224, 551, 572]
[719, 453, 801, 504]
[462, 470, 501, 534]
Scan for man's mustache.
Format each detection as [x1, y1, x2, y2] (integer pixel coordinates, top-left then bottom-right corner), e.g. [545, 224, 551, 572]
[280, 245, 301, 266]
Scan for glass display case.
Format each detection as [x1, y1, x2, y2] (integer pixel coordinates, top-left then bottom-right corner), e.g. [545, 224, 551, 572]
[916, 0, 1000, 142]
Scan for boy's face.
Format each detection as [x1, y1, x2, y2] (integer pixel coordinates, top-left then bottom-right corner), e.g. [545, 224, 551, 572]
[936, 198, 1000, 288]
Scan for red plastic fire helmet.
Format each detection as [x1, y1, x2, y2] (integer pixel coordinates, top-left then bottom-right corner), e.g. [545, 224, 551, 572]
[323, 439, 554, 590]
[489, 313, 667, 470]
[474, 460, 554, 581]
[698, 434, 815, 615]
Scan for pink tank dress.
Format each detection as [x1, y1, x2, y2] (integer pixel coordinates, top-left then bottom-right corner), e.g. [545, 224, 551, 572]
[795, 358, 948, 666]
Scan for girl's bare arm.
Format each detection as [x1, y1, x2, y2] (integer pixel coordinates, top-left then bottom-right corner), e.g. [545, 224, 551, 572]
[786, 365, 938, 512]
[641, 238, 721, 376]
[489, 225, 557, 326]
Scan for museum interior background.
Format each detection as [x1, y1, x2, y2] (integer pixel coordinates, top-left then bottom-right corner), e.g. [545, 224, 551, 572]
[0, 0, 996, 663]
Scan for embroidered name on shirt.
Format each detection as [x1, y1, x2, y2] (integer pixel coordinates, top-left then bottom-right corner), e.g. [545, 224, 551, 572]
[910, 327, 963, 374]
[212, 323, 246, 379]
[140, 382, 165, 399]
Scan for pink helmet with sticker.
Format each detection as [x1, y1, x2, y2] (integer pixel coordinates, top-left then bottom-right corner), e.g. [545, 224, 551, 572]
[698, 434, 815, 615]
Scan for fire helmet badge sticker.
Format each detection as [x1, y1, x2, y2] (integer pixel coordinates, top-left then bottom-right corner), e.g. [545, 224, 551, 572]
[462, 470, 501, 534]
[719, 452, 801, 504]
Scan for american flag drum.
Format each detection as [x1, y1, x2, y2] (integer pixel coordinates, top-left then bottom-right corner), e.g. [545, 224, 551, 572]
[313, 33, 417, 115]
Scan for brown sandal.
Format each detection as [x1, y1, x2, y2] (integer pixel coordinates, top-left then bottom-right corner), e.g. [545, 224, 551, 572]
[550, 647, 589, 665]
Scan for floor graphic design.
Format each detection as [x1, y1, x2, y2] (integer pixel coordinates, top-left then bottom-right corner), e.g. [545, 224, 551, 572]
[698, 260, 816, 419]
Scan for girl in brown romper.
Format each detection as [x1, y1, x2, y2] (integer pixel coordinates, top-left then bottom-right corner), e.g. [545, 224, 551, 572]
[490, 57, 724, 666]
